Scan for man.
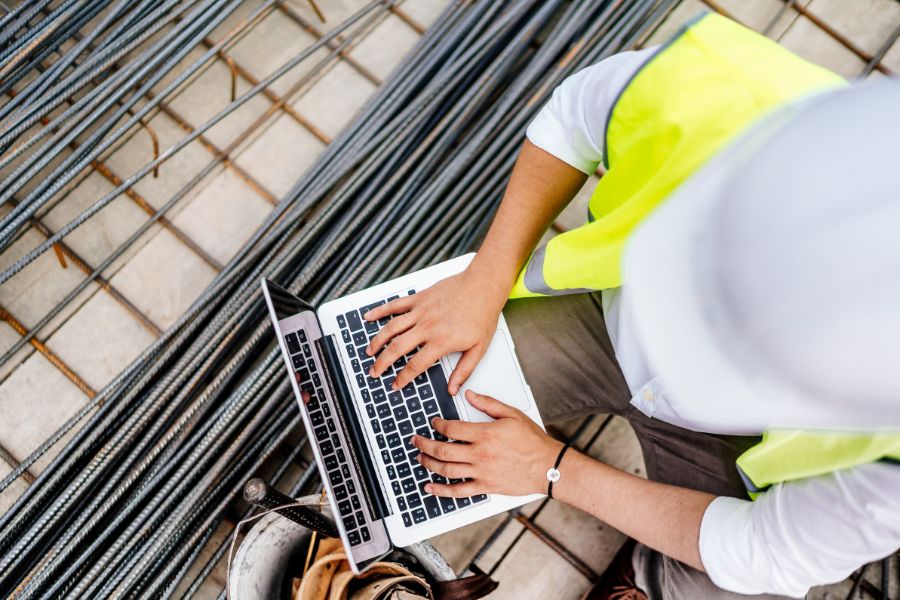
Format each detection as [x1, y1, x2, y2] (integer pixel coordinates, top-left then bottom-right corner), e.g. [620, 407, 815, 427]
[361, 12, 900, 598]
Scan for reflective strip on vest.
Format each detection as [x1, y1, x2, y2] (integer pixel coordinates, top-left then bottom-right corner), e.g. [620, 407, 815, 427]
[509, 11, 845, 299]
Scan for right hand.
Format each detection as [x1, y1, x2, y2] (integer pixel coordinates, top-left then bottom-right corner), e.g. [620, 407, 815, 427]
[363, 265, 509, 395]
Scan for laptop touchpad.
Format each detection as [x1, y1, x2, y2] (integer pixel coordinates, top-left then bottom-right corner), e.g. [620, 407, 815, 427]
[449, 330, 532, 422]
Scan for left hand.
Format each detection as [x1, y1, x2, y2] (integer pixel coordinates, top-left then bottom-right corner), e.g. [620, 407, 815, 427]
[412, 390, 563, 498]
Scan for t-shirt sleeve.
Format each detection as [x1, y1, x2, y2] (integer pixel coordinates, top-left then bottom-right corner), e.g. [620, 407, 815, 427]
[698, 462, 900, 597]
[525, 47, 657, 174]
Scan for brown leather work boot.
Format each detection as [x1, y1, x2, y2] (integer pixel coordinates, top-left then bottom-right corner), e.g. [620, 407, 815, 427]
[580, 539, 647, 600]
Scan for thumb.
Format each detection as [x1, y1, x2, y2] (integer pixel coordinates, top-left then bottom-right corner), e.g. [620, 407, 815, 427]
[465, 389, 519, 419]
[448, 345, 485, 395]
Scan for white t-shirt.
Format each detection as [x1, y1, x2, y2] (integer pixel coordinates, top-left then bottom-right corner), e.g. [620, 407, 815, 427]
[525, 49, 900, 598]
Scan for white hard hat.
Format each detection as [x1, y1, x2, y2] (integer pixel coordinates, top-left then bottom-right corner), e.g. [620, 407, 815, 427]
[624, 80, 900, 433]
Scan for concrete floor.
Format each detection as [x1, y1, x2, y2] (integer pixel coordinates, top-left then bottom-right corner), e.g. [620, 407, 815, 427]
[0, 0, 898, 598]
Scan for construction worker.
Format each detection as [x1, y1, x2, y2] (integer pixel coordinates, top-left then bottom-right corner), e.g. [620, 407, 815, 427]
[363, 12, 900, 599]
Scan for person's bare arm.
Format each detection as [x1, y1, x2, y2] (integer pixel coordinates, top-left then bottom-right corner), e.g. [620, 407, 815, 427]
[412, 391, 714, 571]
[365, 140, 587, 393]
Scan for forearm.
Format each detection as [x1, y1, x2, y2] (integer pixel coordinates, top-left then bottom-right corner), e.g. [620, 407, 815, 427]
[469, 139, 587, 301]
[554, 449, 715, 571]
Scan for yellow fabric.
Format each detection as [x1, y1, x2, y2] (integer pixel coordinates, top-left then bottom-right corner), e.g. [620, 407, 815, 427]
[509, 12, 845, 298]
[737, 431, 900, 498]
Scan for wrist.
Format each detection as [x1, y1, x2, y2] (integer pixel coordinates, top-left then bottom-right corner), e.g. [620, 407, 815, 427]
[534, 438, 566, 496]
[466, 254, 518, 306]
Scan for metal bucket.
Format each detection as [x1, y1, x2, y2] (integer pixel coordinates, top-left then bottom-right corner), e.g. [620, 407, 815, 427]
[227, 495, 456, 599]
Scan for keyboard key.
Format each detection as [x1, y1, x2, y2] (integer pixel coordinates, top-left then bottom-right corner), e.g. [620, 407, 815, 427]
[303, 344, 311, 358]
[387, 466, 397, 480]
[346, 311, 363, 332]
[339, 499, 351, 513]
[341, 464, 351, 479]
[337, 315, 347, 329]
[414, 372, 428, 385]
[312, 373, 322, 387]
[397, 496, 407, 511]
[392, 481, 402, 496]
[337, 449, 346, 462]
[372, 420, 381, 434]
[361, 389, 371, 404]
[377, 404, 391, 419]
[372, 389, 387, 404]
[376, 434, 386, 449]
[285, 333, 300, 354]
[347, 480, 356, 494]
[343, 514, 356, 530]
[402, 513, 413, 528]
[456, 497, 471, 508]
[439, 497, 457, 513]
[397, 463, 411, 478]
[418, 481, 429, 495]
[324, 455, 338, 471]
[407, 289, 416, 295]
[381, 450, 391, 464]
[291, 355, 304, 370]
[383, 375, 396, 390]
[351, 358, 361, 372]
[402, 385, 416, 398]
[387, 295, 400, 302]
[407, 397, 421, 412]
[401, 478, 416, 494]
[351, 496, 361, 510]
[413, 465, 429, 481]
[348, 530, 361, 546]
[362, 358, 374, 372]
[412, 508, 427, 524]
[346, 343, 355, 357]
[314, 425, 328, 441]
[393, 406, 408, 421]
[411, 412, 426, 428]
[356, 374, 366, 388]
[424, 495, 441, 519]
[355, 511, 364, 525]
[419, 386, 434, 400]
[320, 440, 334, 455]
[427, 365, 459, 420]
[472, 494, 488, 503]
[407, 494, 423, 508]
[321, 403, 330, 416]
[387, 433, 401, 448]
[366, 404, 376, 419]
[311, 411, 324, 426]
[403, 433, 415, 450]
[357, 346, 368, 361]
[388, 392, 403, 406]
[327, 419, 336, 432]
[342, 329, 352, 344]
[329, 470, 343, 486]
[391, 448, 406, 463]
[361, 527, 371, 542]
[333, 484, 347, 500]
[353, 331, 368, 347]
[416, 427, 431, 439]
[382, 420, 397, 433]
[365, 320, 378, 335]
[423, 399, 438, 414]
[307, 396, 319, 410]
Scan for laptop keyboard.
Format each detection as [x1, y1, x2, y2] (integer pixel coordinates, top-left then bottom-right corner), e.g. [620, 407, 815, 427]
[338, 289, 488, 528]
[284, 329, 372, 547]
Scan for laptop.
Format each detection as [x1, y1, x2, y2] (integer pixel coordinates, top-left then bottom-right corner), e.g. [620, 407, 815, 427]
[261, 253, 544, 573]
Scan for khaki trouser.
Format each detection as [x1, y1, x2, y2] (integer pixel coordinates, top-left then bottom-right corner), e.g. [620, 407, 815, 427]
[503, 292, 787, 600]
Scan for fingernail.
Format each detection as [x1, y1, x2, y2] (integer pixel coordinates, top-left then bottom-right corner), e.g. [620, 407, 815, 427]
[424, 484, 433, 493]
[366, 347, 372, 356]
[392, 382, 399, 391]
[410, 436, 417, 446]
[368, 368, 374, 377]
[431, 417, 439, 427]
[363, 311, 371, 319]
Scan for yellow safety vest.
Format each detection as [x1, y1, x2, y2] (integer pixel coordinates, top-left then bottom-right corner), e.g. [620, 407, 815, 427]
[510, 11, 844, 298]
[510, 12, 900, 495]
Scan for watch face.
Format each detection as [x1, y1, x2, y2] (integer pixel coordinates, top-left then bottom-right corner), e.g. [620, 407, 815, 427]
[546, 467, 561, 483]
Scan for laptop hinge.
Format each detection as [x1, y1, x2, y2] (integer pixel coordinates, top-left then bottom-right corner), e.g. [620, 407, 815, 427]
[315, 334, 390, 521]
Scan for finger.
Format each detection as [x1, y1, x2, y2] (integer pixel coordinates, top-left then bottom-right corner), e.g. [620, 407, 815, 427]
[364, 296, 414, 321]
[431, 416, 486, 442]
[371, 332, 423, 378]
[424, 480, 484, 498]
[448, 345, 485, 396]
[393, 345, 440, 390]
[464, 389, 520, 419]
[366, 313, 414, 357]
[416, 453, 473, 480]
[300, 390, 310, 405]
[412, 435, 473, 463]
